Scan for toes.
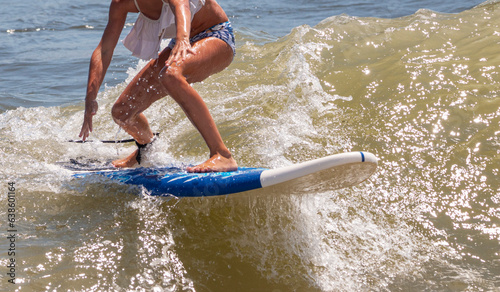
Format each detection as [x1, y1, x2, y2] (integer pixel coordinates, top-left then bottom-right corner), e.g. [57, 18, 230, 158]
[187, 166, 209, 173]
[186, 164, 215, 173]
[186, 154, 237, 173]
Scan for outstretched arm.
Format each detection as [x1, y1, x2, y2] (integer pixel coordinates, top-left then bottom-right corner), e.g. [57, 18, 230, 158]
[165, 0, 197, 67]
[79, 0, 129, 141]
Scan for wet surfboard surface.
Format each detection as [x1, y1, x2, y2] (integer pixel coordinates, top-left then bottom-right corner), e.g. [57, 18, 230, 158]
[60, 152, 378, 197]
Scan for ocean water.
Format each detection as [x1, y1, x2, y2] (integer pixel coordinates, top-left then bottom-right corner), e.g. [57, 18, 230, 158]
[1, 0, 499, 291]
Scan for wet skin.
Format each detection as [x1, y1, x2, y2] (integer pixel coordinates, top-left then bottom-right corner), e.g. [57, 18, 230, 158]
[78, 0, 237, 172]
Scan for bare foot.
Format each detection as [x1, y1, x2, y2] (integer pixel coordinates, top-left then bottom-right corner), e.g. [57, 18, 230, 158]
[112, 149, 139, 168]
[187, 153, 238, 173]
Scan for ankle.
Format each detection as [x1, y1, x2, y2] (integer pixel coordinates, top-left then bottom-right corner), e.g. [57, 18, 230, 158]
[211, 149, 233, 160]
[135, 132, 159, 145]
[135, 136, 158, 164]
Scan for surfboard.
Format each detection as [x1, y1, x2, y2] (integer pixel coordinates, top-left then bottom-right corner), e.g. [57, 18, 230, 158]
[62, 152, 378, 197]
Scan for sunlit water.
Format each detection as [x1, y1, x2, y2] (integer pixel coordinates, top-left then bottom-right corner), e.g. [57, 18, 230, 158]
[0, 0, 499, 291]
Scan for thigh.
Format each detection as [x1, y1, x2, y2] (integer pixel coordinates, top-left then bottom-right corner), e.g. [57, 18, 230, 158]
[114, 53, 171, 114]
[163, 37, 234, 84]
[114, 37, 232, 113]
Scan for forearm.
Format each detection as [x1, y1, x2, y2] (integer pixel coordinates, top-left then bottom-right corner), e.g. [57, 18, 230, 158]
[86, 49, 104, 101]
[85, 0, 127, 101]
[86, 45, 112, 101]
[169, 0, 191, 40]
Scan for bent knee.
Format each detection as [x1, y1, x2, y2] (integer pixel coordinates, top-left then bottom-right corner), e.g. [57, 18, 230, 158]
[159, 66, 186, 89]
[111, 102, 131, 126]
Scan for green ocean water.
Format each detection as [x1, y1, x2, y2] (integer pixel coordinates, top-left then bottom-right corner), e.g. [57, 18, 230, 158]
[0, 0, 499, 291]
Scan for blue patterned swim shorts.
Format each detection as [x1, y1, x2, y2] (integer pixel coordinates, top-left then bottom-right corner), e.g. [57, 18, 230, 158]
[167, 21, 236, 56]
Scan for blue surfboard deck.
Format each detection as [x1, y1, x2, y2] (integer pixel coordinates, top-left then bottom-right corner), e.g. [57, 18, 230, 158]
[74, 167, 266, 197]
[66, 152, 378, 197]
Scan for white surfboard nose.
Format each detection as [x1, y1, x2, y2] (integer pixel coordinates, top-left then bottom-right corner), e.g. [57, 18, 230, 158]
[259, 152, 377, 188]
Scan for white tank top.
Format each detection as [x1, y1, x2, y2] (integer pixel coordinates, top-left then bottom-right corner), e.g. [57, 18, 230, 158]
[123, 0, 205, 60]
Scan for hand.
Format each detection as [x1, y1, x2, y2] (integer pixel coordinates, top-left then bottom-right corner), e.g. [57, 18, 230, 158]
[79, 99, 98, 141]
[165, 38, 196, 67]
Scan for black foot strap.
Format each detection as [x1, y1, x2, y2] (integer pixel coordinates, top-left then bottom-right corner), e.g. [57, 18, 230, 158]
[135, 136, 157, 165]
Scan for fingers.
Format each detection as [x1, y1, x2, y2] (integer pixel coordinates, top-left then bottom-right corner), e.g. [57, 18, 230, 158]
[79, 106, 97, 141]
[166, 51, 183, 67]
[165, 42, 197, 67]
[81, 125, 91, 141]
[78, 119, 92, 141]
[165, 55, 175, 67]
[187, 46, 197, 55]
[78, 128, 87, 141]
[87, 118, 93, 137]
[78, 100, 98, 141]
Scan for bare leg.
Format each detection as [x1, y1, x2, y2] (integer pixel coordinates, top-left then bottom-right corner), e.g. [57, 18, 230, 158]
[111, 37, 237, 172]
[111, 57, 168, 167]
[159, 38, 237, 172]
